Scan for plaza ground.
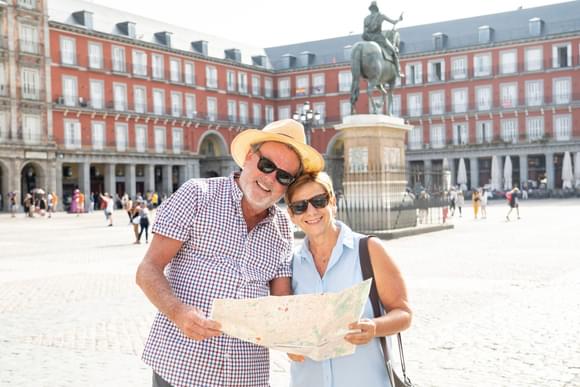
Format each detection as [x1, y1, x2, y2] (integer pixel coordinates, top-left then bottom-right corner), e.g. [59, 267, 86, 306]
[0, 199, 579, 386]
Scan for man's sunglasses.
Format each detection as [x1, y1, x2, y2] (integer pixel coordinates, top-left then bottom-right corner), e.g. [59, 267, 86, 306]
[255, 151, 297, 186]
[288, 193, 330, 215]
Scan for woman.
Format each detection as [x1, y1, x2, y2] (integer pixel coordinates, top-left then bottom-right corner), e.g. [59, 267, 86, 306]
[472, 188, 481, 219]
[137, 202, 150, 243]
[285, 172, 412, 387]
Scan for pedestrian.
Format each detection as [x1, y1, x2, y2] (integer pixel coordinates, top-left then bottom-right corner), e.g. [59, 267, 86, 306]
[285, 172, 412, 387]
[123, 194, 133, 224]
[448, 187, 457, 216]
[135, 119, 324, 386]
[137, 202, 150, 244]
[480, 188, 488, 219]
[100, 193, 114, 226]
[47, 192, 54, 218]
[505, 187, 520, 221]
[472, 188, 481, 219]
[9, 192, 17, 218]
[456, 190, 464, 217]
[130, 202, 141, 243]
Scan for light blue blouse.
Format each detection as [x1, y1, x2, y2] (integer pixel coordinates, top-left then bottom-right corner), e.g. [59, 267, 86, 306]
[290, 221, 391, 387]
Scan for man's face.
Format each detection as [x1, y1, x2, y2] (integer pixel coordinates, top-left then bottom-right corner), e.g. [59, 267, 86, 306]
[238, 142, 301, 211]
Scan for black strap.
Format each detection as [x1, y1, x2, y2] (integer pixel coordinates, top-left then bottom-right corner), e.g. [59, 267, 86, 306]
[359, 236, 409, 381]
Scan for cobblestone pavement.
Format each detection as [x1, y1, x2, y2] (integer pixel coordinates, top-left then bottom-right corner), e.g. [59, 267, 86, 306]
[0, 199, 579, 386]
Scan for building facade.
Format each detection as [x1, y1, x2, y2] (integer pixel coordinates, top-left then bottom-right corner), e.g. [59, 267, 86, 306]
[1, 0, 579, 210]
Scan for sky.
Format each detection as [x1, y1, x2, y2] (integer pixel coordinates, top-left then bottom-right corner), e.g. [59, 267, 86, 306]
[86, 0, 570, 47]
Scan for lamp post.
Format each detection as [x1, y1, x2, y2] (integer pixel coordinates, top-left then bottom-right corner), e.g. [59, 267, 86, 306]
[292, 101, 320, 146]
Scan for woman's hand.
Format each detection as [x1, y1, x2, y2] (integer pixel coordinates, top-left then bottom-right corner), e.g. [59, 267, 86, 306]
[344, 319, 376, 345]
[287, 353, 305, 362]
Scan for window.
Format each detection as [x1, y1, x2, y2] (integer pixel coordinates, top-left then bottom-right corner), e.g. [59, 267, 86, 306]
[453, 123, 468, 145]
[185, 94, 196, 119]
[312, 73, 325, 95]
[60, 36, 76, 65]
[408, 127, 423, 150]
[553, 78, 571, 104]
[87, 42, 103, 69]
[91, 121, 105, 150]
[296, 75, 309, 96]
[113, 83, 127, 111]
[207, 97, 217, 121]
[172, 128, 183, 154]
[338, 71, 352, 92]
[239, 102, 248, 124]
[278, 106, 290, 120]
[62, 76, 77, 106]
[238, 72, 248, 94]
[112, 46, 126, 73]
[525, 80, 543, 106]
[251, 75, 261, 96]
[21, 68, 39, 99]
[23, 114, 41, 144]
[500, 83, 518, 109]
[451, 56, 467, 80]
[154, 127, 165, 153]
[525, 47, 542, 72]
[476, 121, 493, 144]
[391, 95, 401, 117]
[89, 80, 104, 109]
[152, 55, 164, 80]
[184, 62, 195, 85]
[428, 59, 445, 82]
[206, 66, 217, 88]
[313, 102, 326, 124]
[552, 43, 571, 68]
[227, 100, 237, 121]
[278, 78, 290, 97]
[500, 50, 517, 74]
[170, 59, 180, 83]
[0, 63, 6, 96]
[340, 100, 351, 119]
[430, 125, 445, 149]
[430, 91, 444, 115]
[64, 120, 81, 149]
[135, 125, 147, 152]
[554, 114, 571, 141]
[226, 70, 236, 92]
[264, 78, 273, 98]
[0, 112, 7, 141]
[171, 92, 182, 117]
[474, 53, 491, 77]
[134, 86, 147, 113]
[132, 50, 147, 77]
[252, 103, 262, 126]
[18, 0, 36, 9]
[452, 88, 468, 113]
[407, 93, 422, 117]
[501, 119, 518, 143]
[526, 117, 544, 141]
[153, 89, 165, 115]
[405, 63, 422, 85]
[115, 123, 128, 151]
[265, 105, 274, 123]
[19, 24, 38, 54]
[476, 86, 492, 111]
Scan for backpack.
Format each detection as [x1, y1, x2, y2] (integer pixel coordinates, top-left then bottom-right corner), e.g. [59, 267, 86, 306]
[506, 192, 512, 201]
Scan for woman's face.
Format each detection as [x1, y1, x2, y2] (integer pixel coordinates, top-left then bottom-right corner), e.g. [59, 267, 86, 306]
[288, 182, 336, 237]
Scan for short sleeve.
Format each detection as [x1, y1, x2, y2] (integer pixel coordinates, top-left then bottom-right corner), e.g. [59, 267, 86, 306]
[272, 211, 294, 278]
[151, 180, 200, 241]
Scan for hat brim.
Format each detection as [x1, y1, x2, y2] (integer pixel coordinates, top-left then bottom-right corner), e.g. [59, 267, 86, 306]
[231, 130, 324, 174]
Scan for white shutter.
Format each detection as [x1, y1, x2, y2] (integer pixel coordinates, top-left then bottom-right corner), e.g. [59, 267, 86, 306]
[552, 45, 558, 68]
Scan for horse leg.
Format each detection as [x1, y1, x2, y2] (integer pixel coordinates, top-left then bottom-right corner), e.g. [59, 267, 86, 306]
[367, 81, 378, 114]
[350, 78, 360, 115]
[385, 82, 394, 116]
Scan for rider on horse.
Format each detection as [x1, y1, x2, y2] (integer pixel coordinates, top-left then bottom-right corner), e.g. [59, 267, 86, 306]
[362, 1, 404, 78]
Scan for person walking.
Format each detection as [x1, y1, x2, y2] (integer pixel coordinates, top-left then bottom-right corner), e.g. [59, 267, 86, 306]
[9, 192, 17, 218]
[480, 188, 488, 219]
[130, 202, 141, 244]
[456, 190, 465, 218]
[472, 188, 481, 219]
[135, 119, 324, 387]
[448, 187, 457, 217]
[137, 202, 150, 244]
[505, 187, 520, 221]
[100, 193, 114, 226]
[285, 172, 412, 387]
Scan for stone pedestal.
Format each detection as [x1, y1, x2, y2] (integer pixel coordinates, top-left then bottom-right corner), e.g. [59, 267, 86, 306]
[335, 115, 414, 231]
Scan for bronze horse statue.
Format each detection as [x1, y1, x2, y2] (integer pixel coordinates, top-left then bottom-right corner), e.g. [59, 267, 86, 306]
[350, 30, 401, 116]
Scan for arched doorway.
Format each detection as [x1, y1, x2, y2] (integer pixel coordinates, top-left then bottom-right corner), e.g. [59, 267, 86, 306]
[198, 131, 229, 178]
[325, 134, 344, 193]
[20, 162, 46, 205]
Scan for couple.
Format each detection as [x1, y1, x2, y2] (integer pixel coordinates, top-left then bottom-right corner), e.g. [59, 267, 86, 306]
[136, 119, 412, 386]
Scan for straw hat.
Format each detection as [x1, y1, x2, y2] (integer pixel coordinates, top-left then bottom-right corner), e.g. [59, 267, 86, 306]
[230, 119, 324, 173]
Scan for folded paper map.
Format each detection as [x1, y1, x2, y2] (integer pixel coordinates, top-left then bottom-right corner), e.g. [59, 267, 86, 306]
[211, 279, 372, 361]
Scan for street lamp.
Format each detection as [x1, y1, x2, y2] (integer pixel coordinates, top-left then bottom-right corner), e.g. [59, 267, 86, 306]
[292, 101, 320, 145]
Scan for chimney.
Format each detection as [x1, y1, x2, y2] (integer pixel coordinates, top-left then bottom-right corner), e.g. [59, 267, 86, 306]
[72, 10, 94, 30]
[116, 22, 136, 39]
[191, 40, 208, 56]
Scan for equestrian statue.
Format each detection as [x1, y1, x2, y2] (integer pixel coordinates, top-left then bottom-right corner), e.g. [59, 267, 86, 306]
[350, 1, 403, 116]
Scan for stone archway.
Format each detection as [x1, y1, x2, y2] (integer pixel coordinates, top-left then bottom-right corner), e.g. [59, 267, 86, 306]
[325, 133, 345, 193]
[198, 131, 230, 178]
[20, 162, 47, 205]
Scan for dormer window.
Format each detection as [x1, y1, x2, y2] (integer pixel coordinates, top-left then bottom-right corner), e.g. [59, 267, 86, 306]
[529, 17, 543, 36]
[478, 26, 492, 44]
[432, 33, 447, 50]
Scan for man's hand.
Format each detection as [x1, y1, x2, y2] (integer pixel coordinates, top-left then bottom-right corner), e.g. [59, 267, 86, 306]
[344, 319, 376, 345]
[173, 304, 222, 341]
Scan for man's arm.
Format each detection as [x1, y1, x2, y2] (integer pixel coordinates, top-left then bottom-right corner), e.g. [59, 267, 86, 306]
[270, 276, 292, 296]
[136, 233, 221, 340]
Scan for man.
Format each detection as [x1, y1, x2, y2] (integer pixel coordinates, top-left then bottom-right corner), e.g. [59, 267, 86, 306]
[505, 187, 520, 221]
[362, 1, 404, 77]
[136, 119, 324, 386]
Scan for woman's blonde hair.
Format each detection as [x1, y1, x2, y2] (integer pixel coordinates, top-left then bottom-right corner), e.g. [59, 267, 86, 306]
[285, 171, 335, 205]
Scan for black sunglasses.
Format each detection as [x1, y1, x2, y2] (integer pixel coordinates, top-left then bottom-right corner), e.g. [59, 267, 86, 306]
[255, 151, 297, 186]
[288, 193, 330, 215]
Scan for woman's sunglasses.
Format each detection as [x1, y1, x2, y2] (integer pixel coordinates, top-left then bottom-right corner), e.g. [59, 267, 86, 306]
[288, 193, 330, 215]
[255, 151, 297, 186]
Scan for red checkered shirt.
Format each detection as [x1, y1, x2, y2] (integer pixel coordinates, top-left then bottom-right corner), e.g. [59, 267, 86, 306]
[142, 174, 294, 386]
